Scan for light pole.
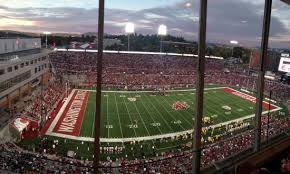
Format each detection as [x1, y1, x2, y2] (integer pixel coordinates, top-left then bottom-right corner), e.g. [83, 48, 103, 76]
[158, 24, 167, 52]
[230, 40, 238, 57]
[125, 22, 135, 51]
[43, 31, 51, 48]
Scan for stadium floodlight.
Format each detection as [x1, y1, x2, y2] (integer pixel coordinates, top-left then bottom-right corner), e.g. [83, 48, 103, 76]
[158, 24, 167, 36]
[230, 40, 239, 57]
[125, 22, 135, 51]
[230, 40, 238, 45]
[158, 24, 167, 52]
[43, 31, 51, 35]
[185, 2, 192, 7]
[125, 22, 135, 34]
[43, 31, 52, 49]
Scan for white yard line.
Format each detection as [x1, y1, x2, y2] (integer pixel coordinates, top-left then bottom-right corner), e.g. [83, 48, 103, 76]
[122, 97, 138, 137]
[91, 111, 95, 137]
[138, 96, 163, 134]
[143, 94, 174, 131]
[79, 91, 89, 136]
[132, 102, 156, 145]
[162, 95, 192, 127]
[133, 102, 152, 137]
[113, 93, 124, 138]
[155, 96, 187, 130]
[106, 95, 109, 138]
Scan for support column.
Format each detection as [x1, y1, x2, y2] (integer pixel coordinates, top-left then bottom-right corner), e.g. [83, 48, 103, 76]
[254, 0, 272, 152]
[192, 0, 207, 173]
[6, 95, 10, 110]
[94, 0, 105, 173]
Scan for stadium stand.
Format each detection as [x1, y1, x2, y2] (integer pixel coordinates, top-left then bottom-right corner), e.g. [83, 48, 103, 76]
[1, 50, 290, 173]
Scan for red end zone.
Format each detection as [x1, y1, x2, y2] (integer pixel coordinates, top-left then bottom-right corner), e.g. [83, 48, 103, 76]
[52, 90, 89, 136]
[223, 87, 277, 110]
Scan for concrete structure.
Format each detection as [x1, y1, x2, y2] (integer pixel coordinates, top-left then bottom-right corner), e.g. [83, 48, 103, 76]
[0, 38, 41, 55]
[0, 38, 51, 110]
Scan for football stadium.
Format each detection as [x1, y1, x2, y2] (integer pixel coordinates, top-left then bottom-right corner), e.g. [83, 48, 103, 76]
[1, 0, 290, 174]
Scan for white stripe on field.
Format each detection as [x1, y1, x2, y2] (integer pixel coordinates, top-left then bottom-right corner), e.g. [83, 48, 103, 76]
[46, 89, 76, 134]
[76, 87, 226, 93]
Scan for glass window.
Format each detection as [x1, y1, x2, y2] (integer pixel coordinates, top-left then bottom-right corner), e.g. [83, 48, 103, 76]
[7, 67, 12, 72]
[0, 69, 4, 75]
[0, 71, 31, 93]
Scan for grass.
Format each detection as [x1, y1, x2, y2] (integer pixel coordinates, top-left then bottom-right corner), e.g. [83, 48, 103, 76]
[80, 87, 258, 138]
[18, 87, 288, 161]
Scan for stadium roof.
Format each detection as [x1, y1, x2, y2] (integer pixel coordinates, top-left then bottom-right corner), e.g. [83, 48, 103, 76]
[281, 0, 290, 5]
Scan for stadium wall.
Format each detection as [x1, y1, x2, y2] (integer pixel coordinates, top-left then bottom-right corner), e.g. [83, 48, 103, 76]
[0, 71, 49, 110]
[0, 95, 8, 108]
[0, 38, 41, 54]
[41, 72, 50, 85]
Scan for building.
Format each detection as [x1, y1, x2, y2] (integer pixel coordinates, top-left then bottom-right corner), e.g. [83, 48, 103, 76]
[0, 38, 51, 110]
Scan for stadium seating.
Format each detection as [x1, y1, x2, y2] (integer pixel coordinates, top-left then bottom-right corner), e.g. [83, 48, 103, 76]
[1, 51, 290, 173]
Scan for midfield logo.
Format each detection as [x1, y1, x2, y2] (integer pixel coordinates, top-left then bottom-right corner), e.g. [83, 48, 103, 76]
[128, 97, 137, 102]
[172, 101, 189, 110]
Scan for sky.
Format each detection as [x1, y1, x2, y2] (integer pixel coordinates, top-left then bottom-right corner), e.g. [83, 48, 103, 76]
[0, 0, 290, 48]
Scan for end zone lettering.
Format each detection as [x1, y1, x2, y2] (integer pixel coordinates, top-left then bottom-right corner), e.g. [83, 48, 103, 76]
[52, 90, 89, 136]
[223, 88, 276, 110]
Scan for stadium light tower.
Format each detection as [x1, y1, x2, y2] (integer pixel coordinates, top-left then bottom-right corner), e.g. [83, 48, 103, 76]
[125, 22, 135, 51]
[43, 31, 51, 48]
[158, 24, 167, 52]
[230, 40, 239, 57]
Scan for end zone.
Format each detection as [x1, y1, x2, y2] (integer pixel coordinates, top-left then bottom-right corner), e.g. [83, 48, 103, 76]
[223, 87, 278, 110]
[46, 89, 89, 137]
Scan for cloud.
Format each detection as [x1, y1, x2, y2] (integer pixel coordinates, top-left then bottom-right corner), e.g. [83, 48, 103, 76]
[0, 0, 289, 48]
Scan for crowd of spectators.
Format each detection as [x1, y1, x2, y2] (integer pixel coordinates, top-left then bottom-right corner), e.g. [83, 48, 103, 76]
[209, 71, 290, 101]
[0, 116, 289, 173]
[50, 52, 290, 100]
[0, 52, 289, 173]
[21, 81, 65, 122]
[116, 116, 290, 173]
[50, 52, 222, 90]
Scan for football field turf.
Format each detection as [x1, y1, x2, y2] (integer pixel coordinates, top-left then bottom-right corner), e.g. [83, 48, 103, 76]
[78, 87, 274, 139]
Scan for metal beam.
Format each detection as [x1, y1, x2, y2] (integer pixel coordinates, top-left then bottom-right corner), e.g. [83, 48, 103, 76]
[192, 0, 207, 173]
[94, 0, 105, 173]
[254, 0, 272, 152]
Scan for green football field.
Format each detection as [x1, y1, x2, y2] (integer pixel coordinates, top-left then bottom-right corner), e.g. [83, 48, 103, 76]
[19, 86, 285, 161]
[79, 87, 262, 139]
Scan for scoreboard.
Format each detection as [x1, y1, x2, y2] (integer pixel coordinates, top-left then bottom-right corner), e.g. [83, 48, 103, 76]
[278, 53, 290, 73]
